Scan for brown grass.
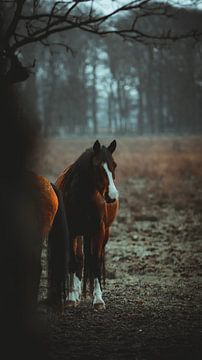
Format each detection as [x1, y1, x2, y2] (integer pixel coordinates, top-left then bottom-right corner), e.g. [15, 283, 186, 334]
[35, 135, 202, 203]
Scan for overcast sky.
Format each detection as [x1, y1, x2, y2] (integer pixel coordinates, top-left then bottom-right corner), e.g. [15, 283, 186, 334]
[95, 0, 202, 13]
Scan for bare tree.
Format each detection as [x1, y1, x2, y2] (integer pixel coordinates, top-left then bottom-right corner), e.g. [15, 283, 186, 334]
[1, 0, 201, 83]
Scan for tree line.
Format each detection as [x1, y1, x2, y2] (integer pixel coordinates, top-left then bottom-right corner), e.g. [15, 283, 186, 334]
[1, 1, 202, 135]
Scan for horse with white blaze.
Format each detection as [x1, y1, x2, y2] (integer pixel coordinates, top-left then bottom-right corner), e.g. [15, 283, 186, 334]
[56, 140, 119, 310]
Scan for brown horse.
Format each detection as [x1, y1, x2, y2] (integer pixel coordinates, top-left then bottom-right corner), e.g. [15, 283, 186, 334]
[21, 172, 69, 309]
[56, 140, 119, 310]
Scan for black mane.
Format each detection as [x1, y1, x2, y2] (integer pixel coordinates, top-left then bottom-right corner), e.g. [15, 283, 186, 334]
[63, 147, 95, 196]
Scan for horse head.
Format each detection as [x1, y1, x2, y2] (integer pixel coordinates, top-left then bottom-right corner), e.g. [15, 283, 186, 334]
[92, 140, 119, 202]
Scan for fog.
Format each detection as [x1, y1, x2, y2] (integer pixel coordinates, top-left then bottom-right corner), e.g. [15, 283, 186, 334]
[14, 1, 202, 137]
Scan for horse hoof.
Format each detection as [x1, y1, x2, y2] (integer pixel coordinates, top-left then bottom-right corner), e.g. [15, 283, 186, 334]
[65, 300, 77, 308]
[65, 300, 80, 308]
[93, 302, 106, 311]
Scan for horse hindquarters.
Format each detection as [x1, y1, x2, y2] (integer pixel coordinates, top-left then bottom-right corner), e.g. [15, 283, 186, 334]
[47, 185, 70, 306]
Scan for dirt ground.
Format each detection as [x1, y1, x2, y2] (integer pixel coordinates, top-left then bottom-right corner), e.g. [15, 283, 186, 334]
[37, 136, 201, 360]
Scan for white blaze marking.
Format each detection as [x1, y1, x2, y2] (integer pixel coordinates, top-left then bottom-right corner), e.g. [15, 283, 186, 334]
[103, 162, 119, 200]
[93, 278, 105, 307]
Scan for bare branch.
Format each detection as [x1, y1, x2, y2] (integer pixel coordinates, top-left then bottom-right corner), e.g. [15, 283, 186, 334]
[3, 1, 202, 57]
[39, 39, 75, 56]
[5, 0, 26, 45]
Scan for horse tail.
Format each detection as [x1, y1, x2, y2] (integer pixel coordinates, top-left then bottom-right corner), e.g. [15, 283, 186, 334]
[47, 184, 69, 306]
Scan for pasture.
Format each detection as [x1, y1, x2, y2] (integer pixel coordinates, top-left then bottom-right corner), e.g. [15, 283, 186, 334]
[36, 136, 201, 360]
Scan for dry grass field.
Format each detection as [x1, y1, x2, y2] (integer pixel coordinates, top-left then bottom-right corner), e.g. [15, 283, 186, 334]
[36, 135, 202, 212]
[37, 135, 202, 179]
[36, 136, 202, 360]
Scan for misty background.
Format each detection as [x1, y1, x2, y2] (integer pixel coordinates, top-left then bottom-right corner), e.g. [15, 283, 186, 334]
[10, 1, 202, 138]
[0, 2, 201, 359]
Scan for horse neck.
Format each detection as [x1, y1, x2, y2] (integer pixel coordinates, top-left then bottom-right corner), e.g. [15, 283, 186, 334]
[69, 149, 96, 195]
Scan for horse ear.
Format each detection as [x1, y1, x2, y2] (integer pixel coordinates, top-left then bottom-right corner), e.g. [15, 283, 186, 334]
[108, 140, 117, 154]
[93, 140, 101, 154]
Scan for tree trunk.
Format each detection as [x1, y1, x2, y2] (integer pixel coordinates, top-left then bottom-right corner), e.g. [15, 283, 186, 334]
[92, 59, 97, 135]
[137, 82, 144, 135]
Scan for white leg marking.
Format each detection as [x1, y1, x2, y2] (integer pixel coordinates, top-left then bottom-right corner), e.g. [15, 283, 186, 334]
[67, 273, 81, 303]
[103, 162, 119, 200]
[93, 278, 105, 307]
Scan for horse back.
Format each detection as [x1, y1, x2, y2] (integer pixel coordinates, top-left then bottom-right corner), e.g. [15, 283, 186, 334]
[32, 174, 58, 237]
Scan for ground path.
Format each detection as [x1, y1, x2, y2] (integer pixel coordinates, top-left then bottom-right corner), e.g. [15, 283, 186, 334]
[39, 178, 201, 360]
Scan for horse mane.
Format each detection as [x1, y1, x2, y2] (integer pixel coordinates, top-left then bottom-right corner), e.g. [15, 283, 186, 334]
[62, 148, 95, 196]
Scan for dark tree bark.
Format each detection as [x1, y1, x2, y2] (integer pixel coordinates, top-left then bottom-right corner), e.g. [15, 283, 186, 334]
[92, 58, 97, 135]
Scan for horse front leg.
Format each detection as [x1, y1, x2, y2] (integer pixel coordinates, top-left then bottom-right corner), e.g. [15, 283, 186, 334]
[91, 223, 107, 311]
[93, 276, 105, 311]
[66, 272, 82, 307]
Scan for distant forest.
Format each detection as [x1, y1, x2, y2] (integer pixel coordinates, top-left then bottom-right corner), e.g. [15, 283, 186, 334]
[2, 1, 202, 136]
